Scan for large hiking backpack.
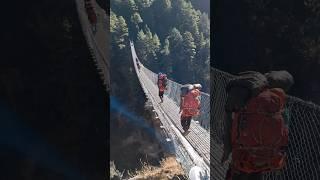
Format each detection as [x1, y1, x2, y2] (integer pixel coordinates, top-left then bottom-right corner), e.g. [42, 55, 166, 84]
[231, 88, 288, 173]
[158, 74, 167, 91]
[227, 71, 268, 97]
[181, 84, 194, 97]
[181, 88, 201, 117]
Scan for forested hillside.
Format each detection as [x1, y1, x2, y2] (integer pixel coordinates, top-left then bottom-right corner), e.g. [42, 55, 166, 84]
[111, 0, 210, 93]
[190, 0, 210, 15]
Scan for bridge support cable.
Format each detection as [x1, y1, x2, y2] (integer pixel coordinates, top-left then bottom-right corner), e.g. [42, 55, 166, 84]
[130, 41, 210, 178]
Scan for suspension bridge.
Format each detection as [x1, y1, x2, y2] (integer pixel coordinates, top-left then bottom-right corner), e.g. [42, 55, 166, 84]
[130, 41, 211, 178]
[75, 0, 320, 179]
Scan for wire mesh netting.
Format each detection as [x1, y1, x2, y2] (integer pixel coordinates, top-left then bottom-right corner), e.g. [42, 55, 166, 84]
[211, 68, 320, 180]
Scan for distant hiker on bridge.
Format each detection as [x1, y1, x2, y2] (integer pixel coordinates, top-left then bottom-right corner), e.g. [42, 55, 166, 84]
[221, 71, 294, 180]
[157, 72, 167, 103]
[180, 84, 202, 133]
[84, 0, 97, 33]
[136, 58, 141, 71]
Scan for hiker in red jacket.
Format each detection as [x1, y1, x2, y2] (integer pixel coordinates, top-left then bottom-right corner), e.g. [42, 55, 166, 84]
[180, 84, 202, 132]
[221, 71, 294, 180]
[136, 58, 141, 71]
[157, 73, 167, 103]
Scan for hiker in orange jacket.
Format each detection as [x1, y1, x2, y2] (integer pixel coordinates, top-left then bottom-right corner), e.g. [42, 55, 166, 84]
[180, 84, 202, 132]
[221, 71, 294, 180]
[157, 73, 167, 103]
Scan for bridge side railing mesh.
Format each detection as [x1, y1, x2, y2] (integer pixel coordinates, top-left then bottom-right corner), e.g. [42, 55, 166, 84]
[75, 0, 110, 91]
[142, 66, 211, 130]
[211, 68, 320, 180]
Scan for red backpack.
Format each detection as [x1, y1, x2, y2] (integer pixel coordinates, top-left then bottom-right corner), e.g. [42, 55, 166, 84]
[231, 88, 288, 173]
[181, 89, 201, 117]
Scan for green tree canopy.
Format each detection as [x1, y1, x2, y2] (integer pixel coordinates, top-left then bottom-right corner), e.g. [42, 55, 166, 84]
[111, 0, 210, 92]
[131, 12, 143, 28]
[110, 11, 129, 50]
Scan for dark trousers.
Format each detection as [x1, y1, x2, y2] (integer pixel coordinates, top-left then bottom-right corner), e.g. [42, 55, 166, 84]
[226, 166, 263, 180]
[181, 116, 192, 130]
[159, 90, 164, 99]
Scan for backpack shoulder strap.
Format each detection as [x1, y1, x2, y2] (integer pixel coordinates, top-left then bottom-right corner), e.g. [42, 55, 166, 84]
[269, 88, 286, 103]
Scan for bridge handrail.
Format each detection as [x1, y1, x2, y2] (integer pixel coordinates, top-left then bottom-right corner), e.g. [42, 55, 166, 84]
[75, 0, 110, 90]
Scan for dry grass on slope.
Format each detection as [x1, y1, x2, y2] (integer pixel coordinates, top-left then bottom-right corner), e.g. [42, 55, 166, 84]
[129, 156, 187, 180]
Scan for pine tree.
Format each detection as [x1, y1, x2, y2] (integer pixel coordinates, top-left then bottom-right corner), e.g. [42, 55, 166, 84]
[136, 0, 154, 9]
[168, 28, 183, 50]
[131, 12, 143, 29]
[160, 38, 172, 74]
[199, 12, 210, 37]
[152, 34, 161, 55]
[161, 38, 170, 56]
[110, 11, 129, 50]
[128, 0, 138, 12]
[136, 29, 148, 63]
[182, 31, 197, 82]
[167, 28, 184, 81]
[116, 16, 129, 49]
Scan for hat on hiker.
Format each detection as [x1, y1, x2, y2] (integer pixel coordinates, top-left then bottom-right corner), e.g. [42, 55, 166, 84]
[193, 84, 202, 90]
[265, 70, 294, 92]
